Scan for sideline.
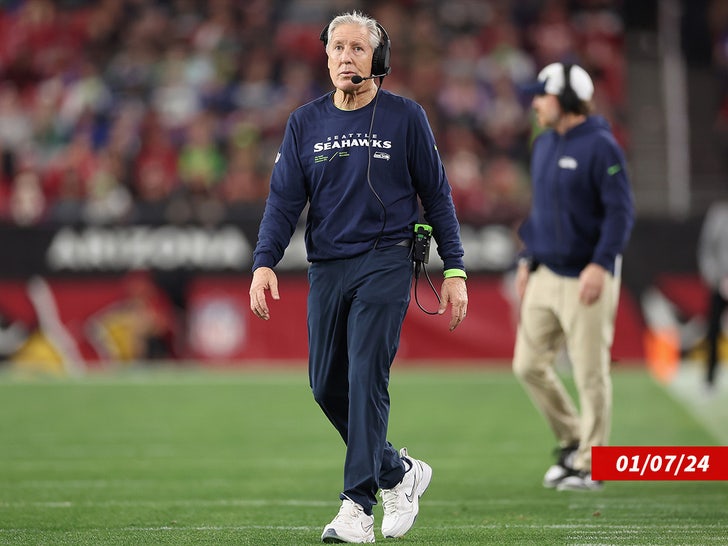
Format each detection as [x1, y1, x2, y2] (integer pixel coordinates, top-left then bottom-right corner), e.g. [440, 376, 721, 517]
[663, 360, 728, 444]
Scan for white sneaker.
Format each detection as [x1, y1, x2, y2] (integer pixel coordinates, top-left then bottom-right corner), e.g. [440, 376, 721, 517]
[321, 498, 375, 543]
[380, 448, 433, 538]
[557, 471, 604, 491]
[543, 444, 578, 488]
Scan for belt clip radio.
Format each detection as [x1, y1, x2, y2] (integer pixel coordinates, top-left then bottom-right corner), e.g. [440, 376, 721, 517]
[413, 223, 432, 264]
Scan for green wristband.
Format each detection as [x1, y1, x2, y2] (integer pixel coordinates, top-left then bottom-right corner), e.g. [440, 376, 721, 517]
[444, 268, 467, 280]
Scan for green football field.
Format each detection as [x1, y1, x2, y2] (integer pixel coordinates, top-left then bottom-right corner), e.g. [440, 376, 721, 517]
[0, 363, 726, 545]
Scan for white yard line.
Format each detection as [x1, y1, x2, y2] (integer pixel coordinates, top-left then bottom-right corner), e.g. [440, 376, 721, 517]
[2, 495, 725, 510]
[0, 523, 723, 533]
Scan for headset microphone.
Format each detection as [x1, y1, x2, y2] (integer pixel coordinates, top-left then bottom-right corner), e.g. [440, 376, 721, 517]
[351, 73, 388, 84]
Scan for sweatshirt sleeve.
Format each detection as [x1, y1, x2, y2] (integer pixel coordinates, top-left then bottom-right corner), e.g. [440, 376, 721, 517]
[251, 115, 309, 271]
[407, 104, 465, 272]
[591, 136, 635, 271]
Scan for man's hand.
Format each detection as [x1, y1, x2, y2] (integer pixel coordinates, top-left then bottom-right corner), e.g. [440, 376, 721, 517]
[249, 267, 280, 320]
[438, 277, 468, 331]
[579, 263, 606, 305]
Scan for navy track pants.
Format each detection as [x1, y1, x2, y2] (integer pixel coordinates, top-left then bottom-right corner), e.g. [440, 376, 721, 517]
[307, 243, 413, 514]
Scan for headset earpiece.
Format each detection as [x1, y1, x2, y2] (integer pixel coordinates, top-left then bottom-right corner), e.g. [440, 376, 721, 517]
[319, 21, 391, 77]
[558, 63, 580, 114]
[371, 23, 391, 77]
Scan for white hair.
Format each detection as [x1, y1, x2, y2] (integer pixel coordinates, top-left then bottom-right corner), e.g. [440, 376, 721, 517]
[324, 11, 381, 51]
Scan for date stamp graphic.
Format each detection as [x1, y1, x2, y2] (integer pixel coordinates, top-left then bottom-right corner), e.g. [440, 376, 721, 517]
[592, 447, 728, 480]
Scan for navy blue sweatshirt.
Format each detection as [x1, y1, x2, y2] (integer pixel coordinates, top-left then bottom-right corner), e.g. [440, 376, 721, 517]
[518, 115, 634, 276]
[252, 89, 465, 272]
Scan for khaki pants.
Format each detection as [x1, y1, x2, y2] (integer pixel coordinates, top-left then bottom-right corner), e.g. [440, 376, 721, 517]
[513, 265, 619, 472]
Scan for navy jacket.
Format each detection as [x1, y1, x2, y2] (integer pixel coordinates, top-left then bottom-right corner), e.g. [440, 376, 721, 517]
[252, 90, 464, 272]
[518, 115, 634, 276]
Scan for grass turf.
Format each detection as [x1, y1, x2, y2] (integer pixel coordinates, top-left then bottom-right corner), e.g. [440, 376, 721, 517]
[0, 365, 726, 545]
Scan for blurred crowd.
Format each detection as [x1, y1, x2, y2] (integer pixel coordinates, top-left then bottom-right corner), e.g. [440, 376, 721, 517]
[0, 0, 629, 230]
[710, 0, 728, 153]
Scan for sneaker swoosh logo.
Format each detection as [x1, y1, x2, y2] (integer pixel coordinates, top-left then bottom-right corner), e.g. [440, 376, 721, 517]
[404, 463, 419, 503]
[362, 521, 374, 533]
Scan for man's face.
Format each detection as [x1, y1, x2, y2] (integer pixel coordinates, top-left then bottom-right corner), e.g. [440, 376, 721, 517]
[532, 93, 561, 129]
[326, 23, 374, 91]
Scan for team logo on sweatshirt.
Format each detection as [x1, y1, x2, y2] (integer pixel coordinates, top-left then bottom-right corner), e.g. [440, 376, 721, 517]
[607, 164, 622, 176]
[558, 156, 578, 170]
[313, 133, 392, 154]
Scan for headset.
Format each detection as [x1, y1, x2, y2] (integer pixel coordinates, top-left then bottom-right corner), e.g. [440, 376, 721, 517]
[558, 63, 581, 114]
[319, 21, 391, 79]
